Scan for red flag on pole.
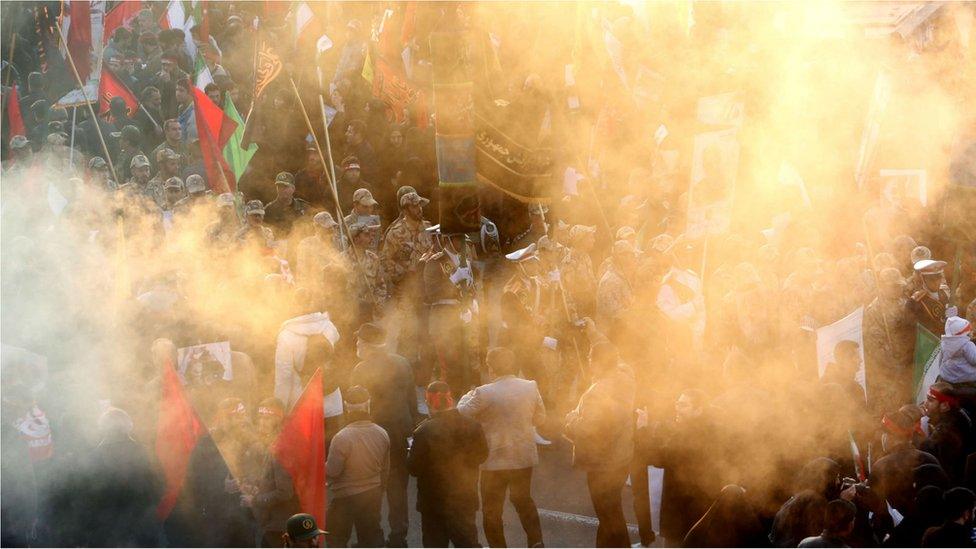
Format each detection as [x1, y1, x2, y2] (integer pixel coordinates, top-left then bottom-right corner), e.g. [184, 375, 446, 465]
[4, 86, 28, 138]
[102, 0, 142, 45]
[273, 369, 326, 533]
[191, 85, 238, 192]
[155, 358, 207, 520]
[98, 66, 139, 117]
[64, 0, 93, 83]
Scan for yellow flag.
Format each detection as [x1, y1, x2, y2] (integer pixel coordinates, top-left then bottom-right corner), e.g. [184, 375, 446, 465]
[362, 47, 374, 84]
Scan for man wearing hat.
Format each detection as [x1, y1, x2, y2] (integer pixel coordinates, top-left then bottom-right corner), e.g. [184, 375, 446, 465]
[296, 211, 342, 299]
[505, 202, 550, 254]
[597, 240, 641, 332]
[235, 200, 275, 249]
[173, 174, 211, 214]
[6, 135, 32, 173]
[350, 324, 418, 546]
[283, 513, 326, 548]
[114, 125, 145, 184]
[127, 154, 152, 192]
[909, 259, 951, 335]
[245, 398, 300, 547]
[562, 225, 598, 317]
[264, 172, 308, 236]
[343, 222, 388, 323]
[207, 193, 243, 247]
[87, 156, 116, 190]
[863, 267, 915, 417]
[146, 148, 182, 207]
[500, 243, 557, 393]
[294, 143, 332, 209]
[344, 188, 382, 250]
[325, 385, 389, 549]
[338, 155, 370, 207]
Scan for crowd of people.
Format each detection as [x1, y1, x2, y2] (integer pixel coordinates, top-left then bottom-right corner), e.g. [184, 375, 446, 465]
[2, 1, 976, 548]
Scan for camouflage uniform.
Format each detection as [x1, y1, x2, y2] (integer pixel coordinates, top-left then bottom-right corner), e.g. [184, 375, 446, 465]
[144, 175, 169, 207]
[235, 224, 275, 249]
[561, 247, 597, 317]
[381, 217, 433, 293]
[864, 296, 916, 415]
[597, 264, 634, 328]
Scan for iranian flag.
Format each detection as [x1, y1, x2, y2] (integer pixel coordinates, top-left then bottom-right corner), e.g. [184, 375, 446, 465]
[161, 0, 213, 89]
[913, 324, 942, 404]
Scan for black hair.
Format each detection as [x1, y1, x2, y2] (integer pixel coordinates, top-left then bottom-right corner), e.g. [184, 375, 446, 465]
[823, 499, 856, 534]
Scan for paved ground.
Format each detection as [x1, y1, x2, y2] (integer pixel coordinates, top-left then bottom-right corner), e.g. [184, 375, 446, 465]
[389, 437, 651, 548]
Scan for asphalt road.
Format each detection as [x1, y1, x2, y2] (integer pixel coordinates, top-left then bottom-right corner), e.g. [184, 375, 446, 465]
[391, 437, 649, 548]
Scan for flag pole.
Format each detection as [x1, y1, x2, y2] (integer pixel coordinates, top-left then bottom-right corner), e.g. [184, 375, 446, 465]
[68, 105, 77, 167]
[289, 77, 380, 308]
[55, 21, 121, 184]
[139, 104, 162, 133]
[318, 93, 345, 243]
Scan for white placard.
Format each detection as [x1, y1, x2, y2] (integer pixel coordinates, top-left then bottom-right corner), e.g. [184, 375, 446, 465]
[178, 341, 233, 384]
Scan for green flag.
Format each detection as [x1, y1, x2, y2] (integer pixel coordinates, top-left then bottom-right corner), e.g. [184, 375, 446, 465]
[913, 323, 941, 404]
[222, 96, 257, 181]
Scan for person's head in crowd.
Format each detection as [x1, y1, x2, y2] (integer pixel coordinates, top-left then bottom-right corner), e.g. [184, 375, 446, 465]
[106, 52, 123, 72]
[426, 380, 455, 414]
[943, 487, 976, 526]
[219, 77, 239, 105]
[175, 79, 192, 107]
[486, 347, 518, 379]
[794, 458, 842, 499]
[110, 26, 132, 48]
[213, 397, 249, 434]
[351, 188, 378, 216]
[611, 239, 639, 275]
[201, 44, 221, 73]
[163, 118, 182, 145]
[912, 245, 932, 265]
[349, 222, 380, 250]
[141, 86, 162, 113]
[215, 192, 237, 222]
[244, 200, 266, 227]
[873, 252, 896, 271]
[130, 155, 151, 185]
[274, 172, 296, 201]
[881, 407, 918, 452]
[97, 407, 135, 443]
[160, 53, 179, 77]
[303, 144, 321, 174]
[345, 119, 367, 147]
[891, 233, 916, 262]
[157, 149, 181, 177]
[343, 385, 371, 422]
[400, 191, 429, 222]
[159, 28, 185, 53]
[877, 267, 905, 301]
[27, 70, 45, 94]
[120, 125, 141, 152]
[283, 513, 327, 548]
[185, 174, 207, 197]
[139, 31, 159, 56]
[675, 388, 706, 424]
[163, 177, 185, 207]
[915, 462, 951, 492]
[946, 315, 973, 339]
[395, 185, 416, 214]
[588, 341, 620, 378]
[569, 224, 597, 253]
[88, 156, 110, 185]
[204, 82, 222, 105]
[388, 127, 404, 150]
[341, 156, 362, 185]
[122, 52, 139, 75]
[924, 381, 960, 419]
[255, 397, 285, 440]
[916, 485, 947, 525]
[313, 211, 339, 241]
[30, 99, 50, 124]
[914, 259, 947, 293]
[826, 339, 860, 384]
[355, 323, 386, 360]
[527, 202, 548, 232]
[820, 499, 856, 540]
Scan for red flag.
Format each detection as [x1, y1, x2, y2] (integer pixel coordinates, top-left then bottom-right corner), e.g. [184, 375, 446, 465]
[191, 85, 238, 192]
[155, 358, 207, 520]
[4, 86, 27, 138]
[273, 369, 326, 533]
[102, 0, 142, 45]
[64, 0, 93, 83]
[98, 66, 139, 117]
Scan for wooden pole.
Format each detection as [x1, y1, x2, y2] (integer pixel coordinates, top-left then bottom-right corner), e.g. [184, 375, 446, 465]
[55, 21, 120, 184]
[318, 94, 345, 243]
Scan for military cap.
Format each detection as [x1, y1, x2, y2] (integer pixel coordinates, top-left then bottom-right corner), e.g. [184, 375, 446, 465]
[285, 513, 326, 542]
[89, 156, 108, 170]
[130, 154, 150, 169]
[164, 176, 184, 190]
[399, 191, 429, 208]
[352, 188, 379, 207]
[313, 211, 339, 229]
[914, 259, 947, 276]
[9, 135, 29, 149]
[216, 193, 236, 208]
[244, 199, 266, 216]
[185, 174, 207, 193]
[505, 243, 539, 262]
[274, 171, 295, 187]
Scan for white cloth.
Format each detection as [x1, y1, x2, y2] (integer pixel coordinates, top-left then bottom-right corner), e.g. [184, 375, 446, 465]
[274, 313, 340, 410]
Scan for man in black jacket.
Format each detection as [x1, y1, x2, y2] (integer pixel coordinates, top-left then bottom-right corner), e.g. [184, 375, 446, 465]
[921, 383, 974, 484]
[408, 381, 488, 547]
[350, 322, 420, 547]
[922, 487, 976, 547]
[870, 407, 939, 516]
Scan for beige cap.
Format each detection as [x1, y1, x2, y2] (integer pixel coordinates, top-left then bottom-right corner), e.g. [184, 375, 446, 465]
[352, 188, 379, 207]
[313, 211, 339, 229]
[216, 193, 236, 207]
[400, 191, 429, 207]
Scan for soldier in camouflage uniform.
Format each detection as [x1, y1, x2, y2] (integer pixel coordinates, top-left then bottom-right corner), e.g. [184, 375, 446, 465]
[864, 267, 916, 417]
[382, 191, 433, 365]
[504, 203, 549, 254]
[235, 200, 275, 250]
[206, 193, 242, 247]
[296, 211, 342, 306]
[561, 225, 598, 318]
[146, 148, 182, 207]
[344, 221, 389, 326]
